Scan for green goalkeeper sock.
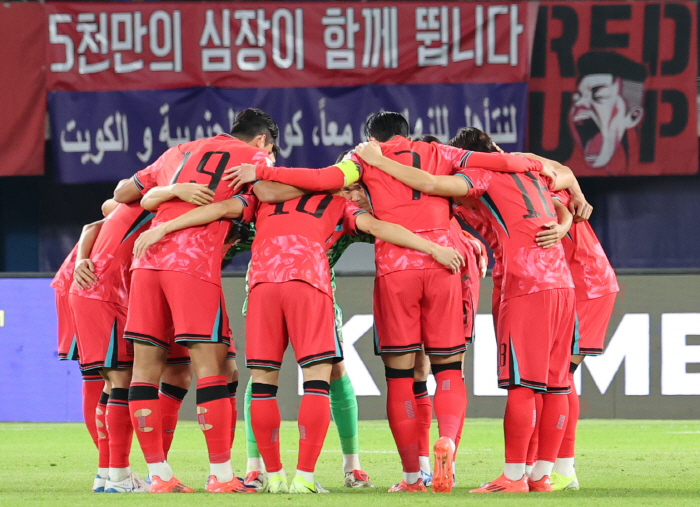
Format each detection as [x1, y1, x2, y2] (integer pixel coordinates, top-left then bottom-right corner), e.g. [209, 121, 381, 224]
[330, 373, 359, 456]
[244, 377, 261, 459]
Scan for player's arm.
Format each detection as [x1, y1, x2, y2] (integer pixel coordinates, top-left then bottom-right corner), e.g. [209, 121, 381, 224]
[461, 230, 488, 278]
[73, 219, 105, 289]
[140, 183, 215, 211]
[447, 147, 544, 174]
[113, 178, 142, 204]
[133, 198, 247, 258]
[535, 198, 573, 249]
[353, 142, 469, 196]
[224, 160, 360, 192]
[354, 213, 465, 274]
[252, 181, 307, 203]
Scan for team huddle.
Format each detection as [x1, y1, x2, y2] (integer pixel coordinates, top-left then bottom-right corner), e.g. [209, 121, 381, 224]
[52, 108, 618, 494]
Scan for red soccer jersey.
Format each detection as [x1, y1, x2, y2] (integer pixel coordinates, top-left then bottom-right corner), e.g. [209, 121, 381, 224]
[239, 192, 367, 297]
[457, 169, 574, 300]
[51, 244, 78, 296]
[553, 190, 619, 300]
[131, 135, 271, 285]
[69, 202, 154, 307]
[350, 138, 456, 276]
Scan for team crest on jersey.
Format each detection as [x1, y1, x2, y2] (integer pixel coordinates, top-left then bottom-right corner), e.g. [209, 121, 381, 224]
[197, 407, 213, 431]
[134, 409, 154, 432]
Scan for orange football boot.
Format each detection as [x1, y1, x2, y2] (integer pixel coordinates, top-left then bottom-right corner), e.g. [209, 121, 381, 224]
[388, 479, 428, 492]
[431, 437, 455, 493]
[470, 473, 529, 493]
[148, 475, 194, 493]
[527, 475, 553, 492]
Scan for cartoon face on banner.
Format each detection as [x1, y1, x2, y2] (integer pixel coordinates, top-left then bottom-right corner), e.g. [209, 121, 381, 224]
[529, 1, 698, 177]
[570, 51, 647, 170]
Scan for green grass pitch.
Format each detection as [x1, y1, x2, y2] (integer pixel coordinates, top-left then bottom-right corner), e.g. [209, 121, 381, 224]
[0, 419, 698, 506]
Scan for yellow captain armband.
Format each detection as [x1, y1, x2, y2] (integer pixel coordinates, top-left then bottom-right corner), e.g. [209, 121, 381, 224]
[334, 159, 361, 186]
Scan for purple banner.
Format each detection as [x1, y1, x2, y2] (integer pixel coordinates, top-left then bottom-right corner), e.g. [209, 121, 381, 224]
[48, 82, 528, 183]
[0, 279, 82, 422]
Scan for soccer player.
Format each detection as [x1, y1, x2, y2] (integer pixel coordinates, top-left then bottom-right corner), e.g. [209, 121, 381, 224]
[121, 109, 278, 493]
[52, 239, 102, 470]
[222, 181, 375, 491]
[227, 112, 546, 493]
[131, 170, 463, 494]
[351, 137, 577, 493]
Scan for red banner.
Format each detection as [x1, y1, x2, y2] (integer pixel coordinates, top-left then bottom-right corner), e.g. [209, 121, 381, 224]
[0, 3, 46, 176]
[46, 1, 538, 92]
[528, 1, 698, 176]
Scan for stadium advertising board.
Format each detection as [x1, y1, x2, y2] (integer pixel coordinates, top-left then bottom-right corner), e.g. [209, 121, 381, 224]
[45, 1, 536, 183]
[529, 1, 698, 176]
[1, 274, 699, 422]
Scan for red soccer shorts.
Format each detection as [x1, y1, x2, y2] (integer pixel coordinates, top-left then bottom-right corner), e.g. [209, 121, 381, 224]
[461, 273, 480, 346]
[496, 288, 575, 393]
[56, 292, 78, 361]
[124, 269, 231, 351]
[373, 268, 464, 355]
[245, 281, 340, 368]
[573, 292, 617, 356]
[69, 294, 133, 371]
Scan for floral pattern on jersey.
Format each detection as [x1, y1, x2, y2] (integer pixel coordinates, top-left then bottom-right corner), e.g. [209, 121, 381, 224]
[51, 245, 78, 295]
[70, 252, 131, 307]
[506, 244, 574, 297]
[374, 229, 454, 277]
[132, 220, 229, 286]
[248, 235, 333, 296]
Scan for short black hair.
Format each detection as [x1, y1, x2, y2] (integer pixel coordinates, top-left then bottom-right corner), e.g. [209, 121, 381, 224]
[576, 51, 647, 84]
[448, 127, 496, 153]
[335, 149, 351, 164]
[230, 108, 279, 144]
[270, 144, 280, 161]
[418, 135, 441, 144]
[365, 112, 409, 142]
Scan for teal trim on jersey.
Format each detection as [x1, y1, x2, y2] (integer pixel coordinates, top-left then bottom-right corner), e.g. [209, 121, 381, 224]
[333, 321, 342, 358]
[572, 312, 581, 355]
[566, 232, 573, 241]
[479, 194, 509, 236]
[210, 305, 223, 343]
[121, 212, 155, 243]
[105, 320, 118, 369]
[510, 337, 521, 385]
[455, 172, 474, 189]
[68, 336, 79, 361]
[373, 326, 380, 355]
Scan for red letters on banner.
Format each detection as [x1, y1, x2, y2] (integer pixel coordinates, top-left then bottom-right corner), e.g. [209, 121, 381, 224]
[528, 1, 698, 176]
[46, 2, 538, 92]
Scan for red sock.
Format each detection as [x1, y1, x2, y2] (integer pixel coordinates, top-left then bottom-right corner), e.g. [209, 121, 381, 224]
[159, 382, 187, 458]
[504, 386, 536, 463]
[250, 383, 282, 472]
[96, 391, 110, 469]
[128, 382, 165, 464]
[432, 364, 467, 442]
[413, 381, 432, 459]
[297, 381, 331, 472]
[82, 372, 103, 448]
[228, 381, 238, 449]
[385, 369, 420, 474]
[106, 388, 133, 468]
[558, 372, 579, 458]
[196, 375, 231, 464]
[536, 393, 569, 462]
[454, 402, 466, 460]
[526, 392, 543, 466]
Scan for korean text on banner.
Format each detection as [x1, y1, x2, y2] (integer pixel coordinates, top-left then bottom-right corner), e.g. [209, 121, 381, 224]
[46, 1, 538, 92]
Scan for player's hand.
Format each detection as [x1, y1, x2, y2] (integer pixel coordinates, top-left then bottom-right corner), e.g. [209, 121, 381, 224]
[223, 163, 257, 191]
[491, 142, 504, 153]
[73, 259, 97, 289]
[172, 183, 215, 206]
[469, 238, 488, 278]
[539, 165, 558, 190]
[354, 141, 384, 167]
[432, 246, 465, 274]
[569, 191, 593, 222]
[536, 222, 565, 249]
[133, 225, 167, 259]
